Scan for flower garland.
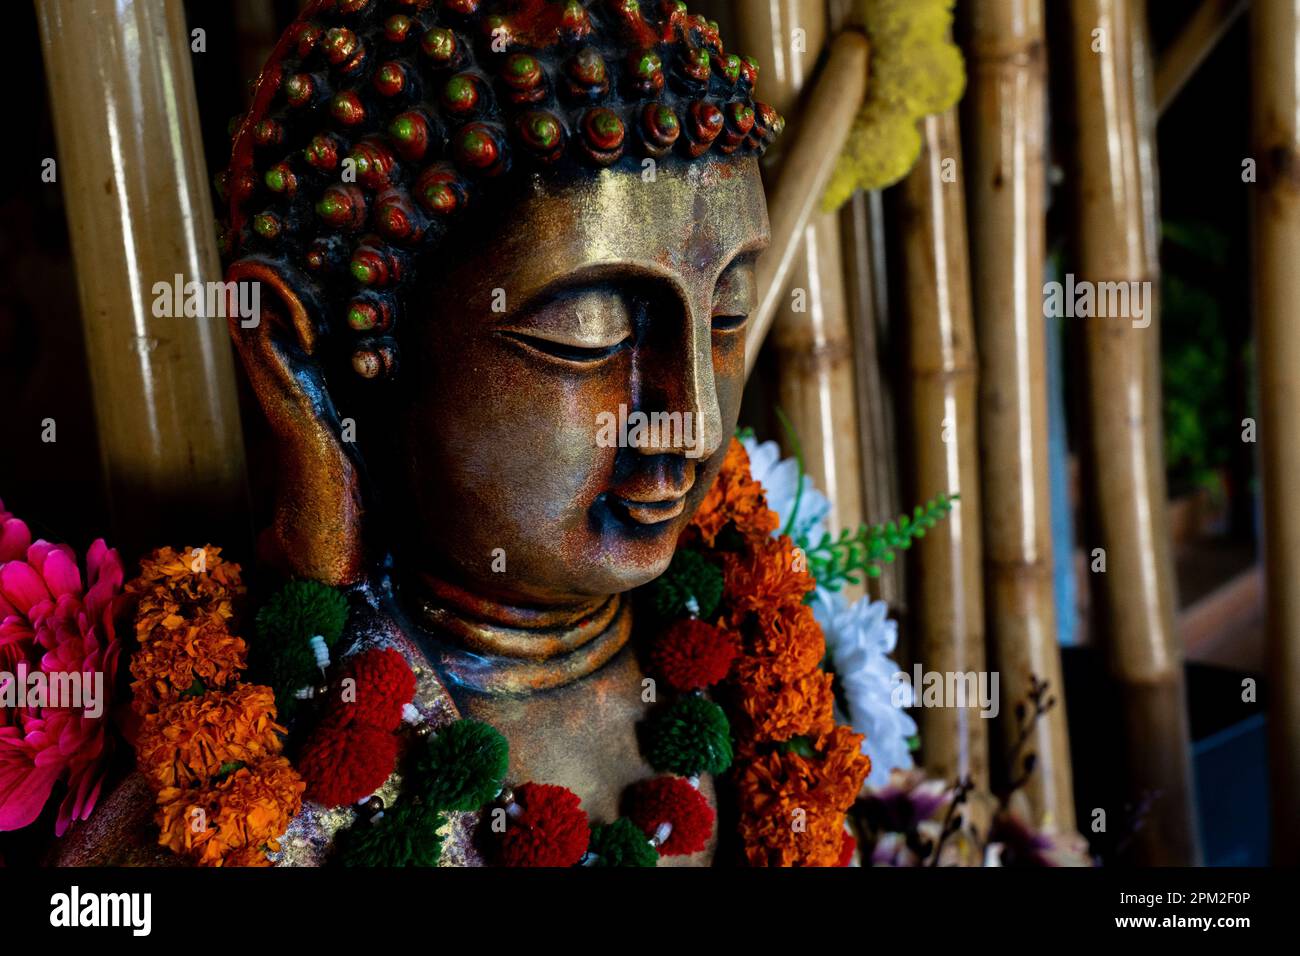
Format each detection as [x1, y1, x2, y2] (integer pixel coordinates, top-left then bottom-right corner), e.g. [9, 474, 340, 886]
[239, 565, 729, 867]
[126, 546, 304, 866]
[296, 657, 724, 867]
[729, 437, 1090, 870]
[119, 438, 874, 866]
[222, 438, 870, 866]
[743, 435, 919, 787]
[252, 579, 349, 721]
[671, 438, 873, 866]
[297, 647, 416, 808]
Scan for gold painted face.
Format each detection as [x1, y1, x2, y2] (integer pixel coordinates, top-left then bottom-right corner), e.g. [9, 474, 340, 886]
[381, 157, 769, 606]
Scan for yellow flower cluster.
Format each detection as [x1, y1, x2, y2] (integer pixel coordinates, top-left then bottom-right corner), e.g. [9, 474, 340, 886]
[824, 0, 966, 209]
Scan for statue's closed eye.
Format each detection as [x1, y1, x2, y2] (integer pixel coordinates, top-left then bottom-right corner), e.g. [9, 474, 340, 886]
[497, 285, 634, 364]
[712, 257, 757, 334]
[499, 329, 632, 363]
[712, 313, 749, 332]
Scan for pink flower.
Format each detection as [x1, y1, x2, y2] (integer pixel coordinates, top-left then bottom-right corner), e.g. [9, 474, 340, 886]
[0, 504, 123, 836]
[0, 499, 32, 565]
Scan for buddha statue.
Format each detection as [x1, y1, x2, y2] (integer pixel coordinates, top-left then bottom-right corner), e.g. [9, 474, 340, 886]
[56, 0, 794, 866]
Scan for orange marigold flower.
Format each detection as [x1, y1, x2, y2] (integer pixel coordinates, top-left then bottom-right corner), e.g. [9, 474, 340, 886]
[129, 622, 248, 713]
[688, 439, 779, 548]
[741, 602, 825, 678]
[738, 803, 849, 867]
[129, 544, 245, 600]
[222, 845, 276, 868]
[133, 588, 237, 645]
[735, 749, 852, 867]
[136, 684, 284, 791]
[127, 545, 245, 639]
[811, 725, 873, 810]
[737, 732, 870, 819]
[155, 756, 304, 867]
[738, 669, 835, 742]
[721, 536, 815, 624]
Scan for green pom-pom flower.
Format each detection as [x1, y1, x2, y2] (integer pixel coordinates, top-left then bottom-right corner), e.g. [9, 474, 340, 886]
[646, 695, 733, 777]
[652, 549, 724, 620]
[587, 819, 658, 867]
[337, 803, 446, 867]
[256, 579, 350, 648]
[414, 718, 509, 812]
[253, 580, 351, 720]
[251, 640, 317, 722]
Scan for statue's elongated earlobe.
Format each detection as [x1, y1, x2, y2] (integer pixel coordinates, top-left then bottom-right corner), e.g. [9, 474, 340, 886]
[227, 258, 364, 585]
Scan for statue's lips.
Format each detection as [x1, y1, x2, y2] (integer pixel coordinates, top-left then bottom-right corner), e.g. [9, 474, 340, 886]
[613, 494, 688, 525]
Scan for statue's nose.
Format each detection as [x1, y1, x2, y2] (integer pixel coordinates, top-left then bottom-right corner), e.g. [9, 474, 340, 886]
[681, 332, 724, 462]
[632, 303, 723, 462]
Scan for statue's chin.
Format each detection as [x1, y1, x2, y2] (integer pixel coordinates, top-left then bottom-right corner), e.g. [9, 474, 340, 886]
[403, 493, 692, 608]
[508, 555, 673, 605]
[525, 545, 679, 605]
[583, 557, 674, 597]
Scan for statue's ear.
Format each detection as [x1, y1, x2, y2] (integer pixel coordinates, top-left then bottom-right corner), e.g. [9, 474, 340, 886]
[226, 257, 364, 585]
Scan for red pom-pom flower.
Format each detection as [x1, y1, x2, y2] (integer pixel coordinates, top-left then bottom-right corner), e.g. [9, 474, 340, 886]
[294, 647, 415, 808]
[335, 646, 416, 731]
[497, 783, 590, 867]
[627, 776, 715, 856]
[648, 618, 738, 691]
[298, 721, 399, 807]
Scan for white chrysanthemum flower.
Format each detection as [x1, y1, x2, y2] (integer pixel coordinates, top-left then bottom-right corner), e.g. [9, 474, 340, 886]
[741, 435, 915, 787]
[741, 437, 831, 546]
[809, 590, 916, 787]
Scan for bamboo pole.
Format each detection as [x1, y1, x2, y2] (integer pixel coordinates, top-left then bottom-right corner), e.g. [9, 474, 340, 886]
[841, 190, 906, 610]
[1154, 0, 1249, 117]
[737, 2, 867, 561]
[829, 0, 905, 610]
[1251, 0, 1300, 866]
[899, 110, 990, 814]
[1069, 0, 1200, 864]
[747, 30, 870, 378]
[35, 0, 249, 556]
[964, 0, 1076, 832]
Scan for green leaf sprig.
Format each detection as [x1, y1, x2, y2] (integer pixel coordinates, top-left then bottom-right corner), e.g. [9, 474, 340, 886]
[802, 494, 959, 592]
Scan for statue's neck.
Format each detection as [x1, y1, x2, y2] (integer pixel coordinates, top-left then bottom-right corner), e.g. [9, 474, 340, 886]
[407, 574, 632, 695]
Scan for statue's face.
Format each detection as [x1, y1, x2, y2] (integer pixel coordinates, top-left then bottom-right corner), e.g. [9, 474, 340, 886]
[390, 158, 768, 606]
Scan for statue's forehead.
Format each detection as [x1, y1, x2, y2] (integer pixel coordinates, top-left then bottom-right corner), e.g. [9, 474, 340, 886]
[498, 158, 769, 300]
